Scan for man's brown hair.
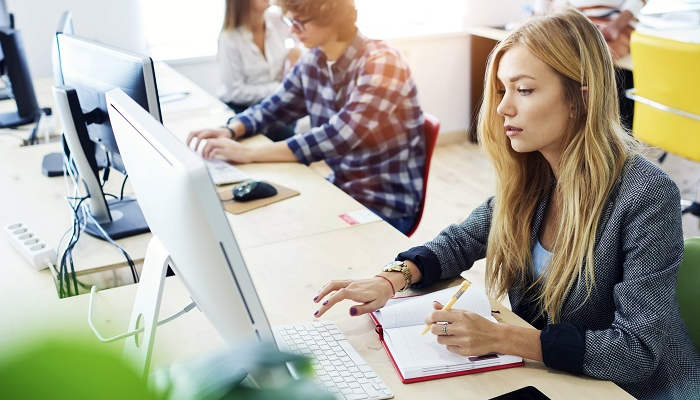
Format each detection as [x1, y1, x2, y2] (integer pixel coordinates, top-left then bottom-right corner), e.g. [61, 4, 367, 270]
[278, 0, 357, 41]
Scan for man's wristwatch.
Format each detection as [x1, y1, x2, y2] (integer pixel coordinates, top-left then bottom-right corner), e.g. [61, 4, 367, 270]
[382, 260, 412, 291]
[221, 125, 235, 139]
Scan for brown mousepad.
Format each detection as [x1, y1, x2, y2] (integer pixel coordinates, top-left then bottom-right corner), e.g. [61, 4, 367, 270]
[217, 181, 299, 214]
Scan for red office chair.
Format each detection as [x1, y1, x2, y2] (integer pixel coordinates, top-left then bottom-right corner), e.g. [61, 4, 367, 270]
[407, 113, 440, 237]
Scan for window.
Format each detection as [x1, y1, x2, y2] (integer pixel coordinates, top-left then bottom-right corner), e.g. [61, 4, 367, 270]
[140, 0, 225, 61]
[139, 0, 469, 62]
[356, 0, 467, 38]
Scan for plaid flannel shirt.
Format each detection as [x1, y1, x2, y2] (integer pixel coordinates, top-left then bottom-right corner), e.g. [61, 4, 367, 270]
[235, 33, 426, 220]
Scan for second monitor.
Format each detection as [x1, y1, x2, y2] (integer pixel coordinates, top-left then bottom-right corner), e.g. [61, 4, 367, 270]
[53, 33, 162, 240]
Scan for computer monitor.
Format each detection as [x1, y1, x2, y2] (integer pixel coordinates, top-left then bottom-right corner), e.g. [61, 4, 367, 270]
[0, 1, 42, 128]
[0, 0, 10, 100]
[42, 10, 75, 178]
[105, 88, 273, 375]
[52, 11, 74, 86]
[0, 0, 11, 29]
[53, 34, 162, 240]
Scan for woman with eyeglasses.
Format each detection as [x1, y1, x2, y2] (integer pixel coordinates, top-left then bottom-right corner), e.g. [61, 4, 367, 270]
[218, 0, 300, 141]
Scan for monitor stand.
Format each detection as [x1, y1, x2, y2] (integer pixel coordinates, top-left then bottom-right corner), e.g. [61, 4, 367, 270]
[80, 197, 150, 240]
[41, 152, 64, 177]
[87, 237, 189, 378]
[0, 109, 39, 128]
[42, 146, 110, 178]
[0, 84, 11, 100]
[123, 236, 171, 377]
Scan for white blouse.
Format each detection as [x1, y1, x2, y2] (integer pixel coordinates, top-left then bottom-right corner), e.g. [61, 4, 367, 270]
[218, 7, 292, 105]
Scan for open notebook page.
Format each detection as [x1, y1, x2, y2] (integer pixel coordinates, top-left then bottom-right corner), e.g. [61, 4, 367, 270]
[373, 284, 494, 329]
[383, 324, 523, 379]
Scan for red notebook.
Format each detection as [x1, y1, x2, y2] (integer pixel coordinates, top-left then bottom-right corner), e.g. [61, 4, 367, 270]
[369, 285, 524, 383]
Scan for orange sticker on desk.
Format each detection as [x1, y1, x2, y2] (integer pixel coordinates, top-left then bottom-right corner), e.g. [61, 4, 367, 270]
[339, 209, 382, 226]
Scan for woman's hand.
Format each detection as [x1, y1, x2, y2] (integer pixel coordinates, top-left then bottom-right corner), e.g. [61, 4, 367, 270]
[200, 138, 255, 163]
[425, 301, 505, 356]
[313, 277, 396, 318]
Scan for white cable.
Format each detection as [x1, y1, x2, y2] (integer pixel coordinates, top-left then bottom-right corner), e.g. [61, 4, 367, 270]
[87, 286, 196, 343]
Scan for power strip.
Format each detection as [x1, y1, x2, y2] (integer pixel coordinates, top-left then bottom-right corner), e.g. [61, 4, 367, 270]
[5, 222, 56, 271]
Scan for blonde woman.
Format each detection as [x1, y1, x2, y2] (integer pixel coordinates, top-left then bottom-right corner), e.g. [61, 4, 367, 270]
[312, 9, 699, 399]
[218, 0, 299, 141]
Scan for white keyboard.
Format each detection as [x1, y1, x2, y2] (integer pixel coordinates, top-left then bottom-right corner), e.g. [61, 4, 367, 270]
[205, 159, 248, 185]
[274, 320, 394, 400]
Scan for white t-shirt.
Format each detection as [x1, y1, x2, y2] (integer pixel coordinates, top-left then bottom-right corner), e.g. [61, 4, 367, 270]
[326, 60, 335, 83]
[218, 7, 292, 105]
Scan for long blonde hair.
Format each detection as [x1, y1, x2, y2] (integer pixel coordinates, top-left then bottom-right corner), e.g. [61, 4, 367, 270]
[479, 9, 636, 322]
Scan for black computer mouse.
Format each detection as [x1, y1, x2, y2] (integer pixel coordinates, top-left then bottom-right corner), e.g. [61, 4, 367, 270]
[232, 180, 277, 202]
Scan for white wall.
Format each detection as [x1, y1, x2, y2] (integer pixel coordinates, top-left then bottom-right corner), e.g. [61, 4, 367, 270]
[170, 0, 528, 134]
[7, 0, 147, 79]
[169, 35, 472, 134]
[11, 0, 527, 134]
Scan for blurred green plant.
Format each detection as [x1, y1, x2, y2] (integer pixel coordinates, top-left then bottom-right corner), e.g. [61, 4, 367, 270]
[160, 341, 334, 400]
[0, 336, 333, 400]
[0, 336, 158, 400]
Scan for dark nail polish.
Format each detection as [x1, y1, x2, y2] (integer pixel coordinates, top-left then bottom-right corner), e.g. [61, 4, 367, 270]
[322, 300, 328, 306]
[313, 296, 318, 302]
[314, 310, 319, 316]
[350, 308, 357, 316]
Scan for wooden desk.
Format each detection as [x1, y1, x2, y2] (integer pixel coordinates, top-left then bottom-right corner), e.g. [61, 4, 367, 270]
[0, 66, 633, 399]
[0, 64, 378, 276]
[31, 223, 630, 399]
[156, 62, 379, 249]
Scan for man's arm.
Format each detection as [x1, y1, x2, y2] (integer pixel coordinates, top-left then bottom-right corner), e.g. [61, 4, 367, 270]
[286, 50, 414, 164]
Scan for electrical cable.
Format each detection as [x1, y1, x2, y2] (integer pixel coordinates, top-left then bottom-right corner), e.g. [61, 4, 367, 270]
[57, 151, 139, 297]
[88, 285, 196, 343]
[119, 174, 128, 200]
[84, 209, 139, 283]
[100, 147, 111, 188]
[57, 154, 86, 297]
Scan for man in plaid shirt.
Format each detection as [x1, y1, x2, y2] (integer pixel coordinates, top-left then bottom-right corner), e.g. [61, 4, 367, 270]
[188, 0, 426, 234]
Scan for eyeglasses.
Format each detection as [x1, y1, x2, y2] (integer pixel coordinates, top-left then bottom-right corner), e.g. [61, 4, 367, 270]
[283, 15, 314, 32]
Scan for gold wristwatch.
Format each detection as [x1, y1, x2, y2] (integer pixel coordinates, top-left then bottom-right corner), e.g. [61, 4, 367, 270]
[382, 260, 412, 291]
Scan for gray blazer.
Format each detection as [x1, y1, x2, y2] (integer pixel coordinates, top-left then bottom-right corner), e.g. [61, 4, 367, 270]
[422, 155, 700, 399]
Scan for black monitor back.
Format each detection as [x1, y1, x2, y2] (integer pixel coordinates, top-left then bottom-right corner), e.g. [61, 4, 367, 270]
[56, 34, 161, 174]
[0, 27, 40, 127]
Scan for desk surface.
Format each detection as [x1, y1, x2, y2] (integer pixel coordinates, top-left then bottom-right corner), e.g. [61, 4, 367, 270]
[0, 64, 377, 272]
[0, 65, 633, 399]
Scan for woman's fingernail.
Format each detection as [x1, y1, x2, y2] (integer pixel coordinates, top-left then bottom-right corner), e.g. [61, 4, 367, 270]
[314, 310, 319, 316]
[313, 296, 318, 302]
[350, 308, 357, 316]
[322, 300, 328, 306]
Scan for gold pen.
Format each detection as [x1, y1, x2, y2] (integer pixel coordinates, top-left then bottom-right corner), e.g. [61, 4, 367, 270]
[421, 279, 471, 335]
